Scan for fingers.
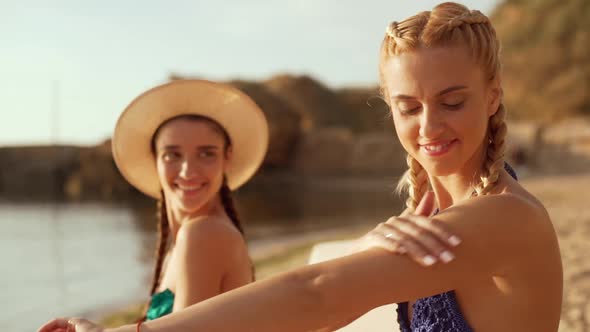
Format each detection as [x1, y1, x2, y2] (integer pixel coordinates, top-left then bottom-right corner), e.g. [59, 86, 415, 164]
[393, 217, 454, 265]
[377, 216, 462, 266]
[378, 221, 442, 266]
[401, 213, 462, 248]
[38, 318, 70, 332]
[414, 191, 436, 217]
[365, 228, 407, 254]
[411, 192, 460, 245]
[404, 215, 461, 248]
[68, 318, 96, 332]
[37, 317, 98, 332]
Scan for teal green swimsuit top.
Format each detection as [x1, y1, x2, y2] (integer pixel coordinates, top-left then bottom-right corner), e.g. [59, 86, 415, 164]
[146, 289, 175, 321]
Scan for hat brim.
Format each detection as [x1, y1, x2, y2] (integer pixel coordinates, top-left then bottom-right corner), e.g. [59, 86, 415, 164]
[112, 79, 269, 199]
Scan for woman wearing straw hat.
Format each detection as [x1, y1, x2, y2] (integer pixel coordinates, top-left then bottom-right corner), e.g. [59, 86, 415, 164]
[112, 79, 268, 321]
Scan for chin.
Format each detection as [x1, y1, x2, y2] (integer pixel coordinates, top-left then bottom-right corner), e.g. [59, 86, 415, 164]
[417, 156, 462, 177]
[426, 164, 458, 177]
[179, 198, 208, 213]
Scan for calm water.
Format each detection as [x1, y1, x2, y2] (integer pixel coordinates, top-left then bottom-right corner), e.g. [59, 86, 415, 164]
[1, 177, 403, 332]
[0, 202, 151, 332]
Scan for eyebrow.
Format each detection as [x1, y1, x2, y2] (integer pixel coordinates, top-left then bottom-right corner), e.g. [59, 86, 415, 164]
[160, 145, 220, 151]
[392, 85, 468, 100]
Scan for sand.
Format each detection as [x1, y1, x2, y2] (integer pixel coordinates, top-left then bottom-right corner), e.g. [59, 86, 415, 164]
[521, 173, 590, 332]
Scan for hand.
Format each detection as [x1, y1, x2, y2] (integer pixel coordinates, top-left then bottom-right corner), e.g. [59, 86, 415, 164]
[37, 318, 106, 332]
[353, 191, 462, 266]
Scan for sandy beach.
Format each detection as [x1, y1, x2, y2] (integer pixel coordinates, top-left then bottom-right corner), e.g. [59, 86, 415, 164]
[521, 172, 590, 332]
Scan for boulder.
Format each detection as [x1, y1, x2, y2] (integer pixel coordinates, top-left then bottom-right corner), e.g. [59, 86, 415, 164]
[264, 74, 346, 131]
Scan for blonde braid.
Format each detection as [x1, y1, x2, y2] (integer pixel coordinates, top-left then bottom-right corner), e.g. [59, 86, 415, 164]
[396, 154, 429, 211]
[446, 10, 489, 30]
[385, 21, 420, 53]
[475, 103, 507, 196]
[383, 12, 430, 56]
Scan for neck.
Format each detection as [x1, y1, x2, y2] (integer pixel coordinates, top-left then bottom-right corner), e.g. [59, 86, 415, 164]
[166, 195, 224, 242]
[429, 173, 476, 211]
[429, 140, 488, 210]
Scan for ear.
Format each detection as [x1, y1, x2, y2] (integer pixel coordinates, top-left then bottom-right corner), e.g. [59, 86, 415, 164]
[487, 77, 502, 117]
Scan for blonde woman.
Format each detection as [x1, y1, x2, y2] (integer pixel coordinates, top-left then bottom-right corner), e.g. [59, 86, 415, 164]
[39, 3, 562, 331]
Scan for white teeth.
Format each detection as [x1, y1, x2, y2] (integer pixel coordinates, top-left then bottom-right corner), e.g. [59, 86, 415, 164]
[423, 142, 451, 152]
[177, 184, 204, 191]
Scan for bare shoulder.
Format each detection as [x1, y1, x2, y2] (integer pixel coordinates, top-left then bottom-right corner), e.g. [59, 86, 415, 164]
[176, 216, 246, 257]
[436, 180, 556, 256]
[446, 169, 549, 222]
[461, 190, 547, 222]
[428, 189, 558, 277]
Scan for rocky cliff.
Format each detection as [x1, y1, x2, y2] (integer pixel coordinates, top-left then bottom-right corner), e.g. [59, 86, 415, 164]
[491, 0, 590, 120]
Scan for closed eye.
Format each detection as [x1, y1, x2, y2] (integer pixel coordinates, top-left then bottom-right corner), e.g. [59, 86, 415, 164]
[442, 101, 464, 110]
[399, 106, 421, 115]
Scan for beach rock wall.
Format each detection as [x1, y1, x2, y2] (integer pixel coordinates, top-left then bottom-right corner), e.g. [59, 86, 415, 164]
[2, 71, 589, 201]
[0, 146, 79, 199]
[293, 128, 406, 176]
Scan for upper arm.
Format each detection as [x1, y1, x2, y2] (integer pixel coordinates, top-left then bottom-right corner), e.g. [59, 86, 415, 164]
[310, 194, 551, 314]
[172, 220, 243, 311]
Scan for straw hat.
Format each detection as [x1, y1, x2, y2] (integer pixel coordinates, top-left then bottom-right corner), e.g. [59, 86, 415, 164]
[112, 79, 269, 199]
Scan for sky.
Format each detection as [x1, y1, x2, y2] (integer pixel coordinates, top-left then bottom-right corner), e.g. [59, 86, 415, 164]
[0, 0, 498, 146]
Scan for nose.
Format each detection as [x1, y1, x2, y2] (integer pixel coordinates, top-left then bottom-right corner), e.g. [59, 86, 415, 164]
[418, 106, 444, 139]
[179, 159, 199, 179]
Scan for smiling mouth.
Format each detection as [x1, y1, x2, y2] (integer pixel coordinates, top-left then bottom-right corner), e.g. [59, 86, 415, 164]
[420, 140, 457, 156]
[175, 183, 206, 192]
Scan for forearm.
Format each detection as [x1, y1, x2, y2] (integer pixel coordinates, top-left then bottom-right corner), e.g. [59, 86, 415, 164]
[110, 248, 467, 332]
[112, 265, 348, 332]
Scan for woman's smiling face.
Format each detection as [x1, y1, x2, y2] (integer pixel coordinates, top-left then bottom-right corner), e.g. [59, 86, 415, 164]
[382, 46, 500, 177]
[154, 117, 230, 216]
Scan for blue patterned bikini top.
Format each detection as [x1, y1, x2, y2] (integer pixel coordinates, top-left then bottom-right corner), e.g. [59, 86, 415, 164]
[396, 162, 517, 332]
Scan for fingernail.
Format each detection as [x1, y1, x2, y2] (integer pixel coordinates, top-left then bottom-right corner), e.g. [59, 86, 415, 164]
[449, 236, 462, 246]
[440, 251, 455, 263]
[423, 255, 437, 266]
[397, 246, 407, 254]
